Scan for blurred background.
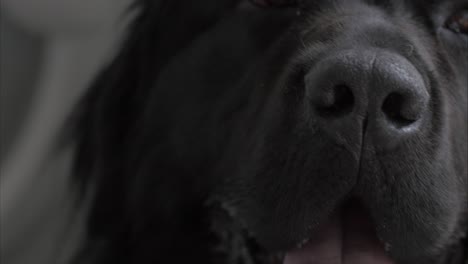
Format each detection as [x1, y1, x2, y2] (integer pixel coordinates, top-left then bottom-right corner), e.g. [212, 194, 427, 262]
[0, 1, 131, 263]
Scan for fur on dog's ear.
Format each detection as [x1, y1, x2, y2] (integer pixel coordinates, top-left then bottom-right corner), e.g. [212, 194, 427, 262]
[73, 0, 240, 257]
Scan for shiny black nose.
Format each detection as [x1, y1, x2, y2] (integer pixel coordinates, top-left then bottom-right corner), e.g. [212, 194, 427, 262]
[305, 50, 429, 149]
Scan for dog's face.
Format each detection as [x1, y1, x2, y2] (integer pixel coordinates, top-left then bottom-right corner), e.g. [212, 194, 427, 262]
[215, 1, 467, 263]
[76, 0, 467, 263]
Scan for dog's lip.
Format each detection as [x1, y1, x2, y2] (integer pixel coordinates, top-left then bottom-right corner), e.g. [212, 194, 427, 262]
[283, 202, 396, 264]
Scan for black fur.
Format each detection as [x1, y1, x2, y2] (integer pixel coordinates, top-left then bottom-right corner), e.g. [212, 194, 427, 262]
[74, 0, 468, 263]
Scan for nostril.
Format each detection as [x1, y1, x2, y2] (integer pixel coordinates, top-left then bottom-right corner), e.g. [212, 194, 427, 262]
[316, 84, 354, 118]
[382, 92, 417, 128]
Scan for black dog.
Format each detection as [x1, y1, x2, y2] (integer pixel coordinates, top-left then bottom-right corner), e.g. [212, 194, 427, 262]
[73, 0, 468, 263]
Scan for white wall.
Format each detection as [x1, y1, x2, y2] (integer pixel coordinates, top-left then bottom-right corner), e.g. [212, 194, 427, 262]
[0, 1, 132, 263]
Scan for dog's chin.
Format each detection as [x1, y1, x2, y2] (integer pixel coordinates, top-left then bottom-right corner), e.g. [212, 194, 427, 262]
[210, 201, 396, 264]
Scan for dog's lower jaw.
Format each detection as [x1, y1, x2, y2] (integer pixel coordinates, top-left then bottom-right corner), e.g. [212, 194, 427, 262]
[209, 200, 468, 264]
[209, 202, 394, 264]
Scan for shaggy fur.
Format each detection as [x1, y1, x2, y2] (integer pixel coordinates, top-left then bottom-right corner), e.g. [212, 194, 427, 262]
[73, 0, 467, 263]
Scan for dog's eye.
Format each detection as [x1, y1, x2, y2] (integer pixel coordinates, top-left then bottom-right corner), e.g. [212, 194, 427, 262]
[249, 0, 298, 8]
[445, 10, 468, 35]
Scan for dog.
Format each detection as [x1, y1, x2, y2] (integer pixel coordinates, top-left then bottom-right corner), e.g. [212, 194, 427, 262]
[73, 0, 468, 263]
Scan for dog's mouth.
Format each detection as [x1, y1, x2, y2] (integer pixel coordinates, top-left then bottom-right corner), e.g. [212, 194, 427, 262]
[210, 200, 396, 264]
[283, 202, 395, 264]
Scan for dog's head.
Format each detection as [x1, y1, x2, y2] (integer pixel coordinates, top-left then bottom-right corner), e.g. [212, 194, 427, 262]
[75, 0, 467, 263]
[215, 1, 468, 263]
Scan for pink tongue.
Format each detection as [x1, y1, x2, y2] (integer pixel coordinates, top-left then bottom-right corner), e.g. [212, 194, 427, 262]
[283, 208, 396, 264]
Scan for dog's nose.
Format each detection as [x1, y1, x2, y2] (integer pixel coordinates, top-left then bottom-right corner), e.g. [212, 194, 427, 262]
[305, 50, 429, 149]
